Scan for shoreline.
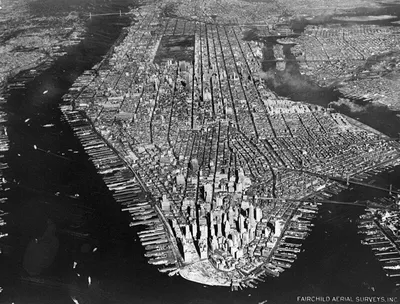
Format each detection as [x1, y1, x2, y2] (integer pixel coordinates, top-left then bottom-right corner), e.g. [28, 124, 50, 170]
[0, 1, 87, 95]
[59, 0, 400, 290]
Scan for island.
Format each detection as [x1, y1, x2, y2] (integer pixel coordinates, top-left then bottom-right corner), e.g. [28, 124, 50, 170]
[60, 0, 400, 290]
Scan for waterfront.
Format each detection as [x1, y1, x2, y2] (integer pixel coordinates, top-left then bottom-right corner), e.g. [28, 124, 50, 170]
[0, 0, 136, 302]
[0, 0, 400, 303]
[259, 9, 400, 138]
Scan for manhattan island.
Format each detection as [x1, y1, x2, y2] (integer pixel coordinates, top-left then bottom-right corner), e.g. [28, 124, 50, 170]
[61, 0, 400, 290]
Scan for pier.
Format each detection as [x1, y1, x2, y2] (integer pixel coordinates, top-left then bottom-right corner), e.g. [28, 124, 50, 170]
[359, 209, 400, 284]
[379, 257, 400, 262]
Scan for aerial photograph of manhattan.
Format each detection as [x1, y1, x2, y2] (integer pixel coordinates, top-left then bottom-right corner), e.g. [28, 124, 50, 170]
[1, 0, 400, 303]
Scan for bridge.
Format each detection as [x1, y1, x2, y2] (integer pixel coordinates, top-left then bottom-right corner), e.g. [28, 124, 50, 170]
[258, 197, 398, 210]
[86, 11, 135, 19]
[279, 163, 400, 196]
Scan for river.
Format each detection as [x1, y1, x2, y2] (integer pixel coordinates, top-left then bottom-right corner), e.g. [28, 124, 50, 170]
[259, 3, 400, 138]
[0, 0, 400, 303]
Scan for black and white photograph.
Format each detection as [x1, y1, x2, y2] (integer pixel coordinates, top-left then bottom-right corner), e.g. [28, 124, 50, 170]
[1, 0, 400, 303]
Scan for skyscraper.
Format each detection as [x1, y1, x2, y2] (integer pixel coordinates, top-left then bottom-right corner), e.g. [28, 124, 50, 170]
[161, 194, 170, 211]
[204, 183, 213, 203]
[228, 206, 235, 226]
[274, 219, 285, 237]
[255, 207, 263, 222]
[239, 214, 246, 233]
[249, 203, 255, 225]
[224, 220, 231, 236]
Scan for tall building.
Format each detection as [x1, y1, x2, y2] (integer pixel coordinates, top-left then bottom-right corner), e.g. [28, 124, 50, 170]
[230, 245, 237, 257]
[274, 219, 285, 237]
[161, 194, 170, 211]
[191, 222, 197, 239]
[255, 207, 263, 222]
[224, 220, 231, 236]
[231, 231, 239, 248]
[176, 173, 185, 186]
[238, 167, 245, 179]
[215, 196, 223, 207]
[241, 200, 250, 210]
[190, 158, 199, 171]
[217, 222, 223, 237]
[204, 183, 213, 203]
[199, 240, 208, 260]
[211, 236, 218, 251]
[249, 203, 256, 228]
[183, 241, 193, 263]
[264, 227, 271, 238]
[249, 203, 254, 222]
[209, 211, 215, 236]
[234, 206, 239, 218]
[235, 182, 243, 193]
[228, 206, 235, 226]
[227, 238, 234, 250]
[185, 224, 191, 240]
[242, 231, 249, 246]
[235, 248, 244, 259]
[239, 214, 246, 233]
[200, 224, 208, 239]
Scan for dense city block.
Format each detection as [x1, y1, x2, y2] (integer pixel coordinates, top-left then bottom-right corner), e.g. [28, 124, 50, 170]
[60, 0, 400, 289]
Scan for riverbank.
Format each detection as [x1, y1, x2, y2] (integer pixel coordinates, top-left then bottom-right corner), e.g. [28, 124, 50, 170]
[0, 0, 86, 93]
[0, 1, 136, 302]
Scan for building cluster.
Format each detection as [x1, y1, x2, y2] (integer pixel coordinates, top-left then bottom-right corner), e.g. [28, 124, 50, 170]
[291, 24, 400, 110]
[281, 0, 380, 16]
[292, 24, 400, 86]
[0, 8, 86, 94]
[61, 0, 400, 288]
[166, 0, 283, 25]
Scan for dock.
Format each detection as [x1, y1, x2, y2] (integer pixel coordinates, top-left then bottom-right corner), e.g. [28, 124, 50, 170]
[359, 209, 400, 285]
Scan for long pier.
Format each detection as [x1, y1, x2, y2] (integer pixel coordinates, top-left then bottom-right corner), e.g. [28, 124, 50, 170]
[379, 257, 400, 262]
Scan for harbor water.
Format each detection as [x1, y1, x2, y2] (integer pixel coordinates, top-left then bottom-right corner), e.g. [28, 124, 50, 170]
[0, 0, 400, 303]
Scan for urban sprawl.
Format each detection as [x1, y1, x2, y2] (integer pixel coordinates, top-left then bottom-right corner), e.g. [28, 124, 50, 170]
[61, 0, 400, 290]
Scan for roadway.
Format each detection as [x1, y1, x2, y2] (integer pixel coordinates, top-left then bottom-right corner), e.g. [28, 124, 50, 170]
[258, 196, 397, 210]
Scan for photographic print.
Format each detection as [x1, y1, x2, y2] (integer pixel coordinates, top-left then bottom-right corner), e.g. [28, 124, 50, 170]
[0, 0, 400, 303]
